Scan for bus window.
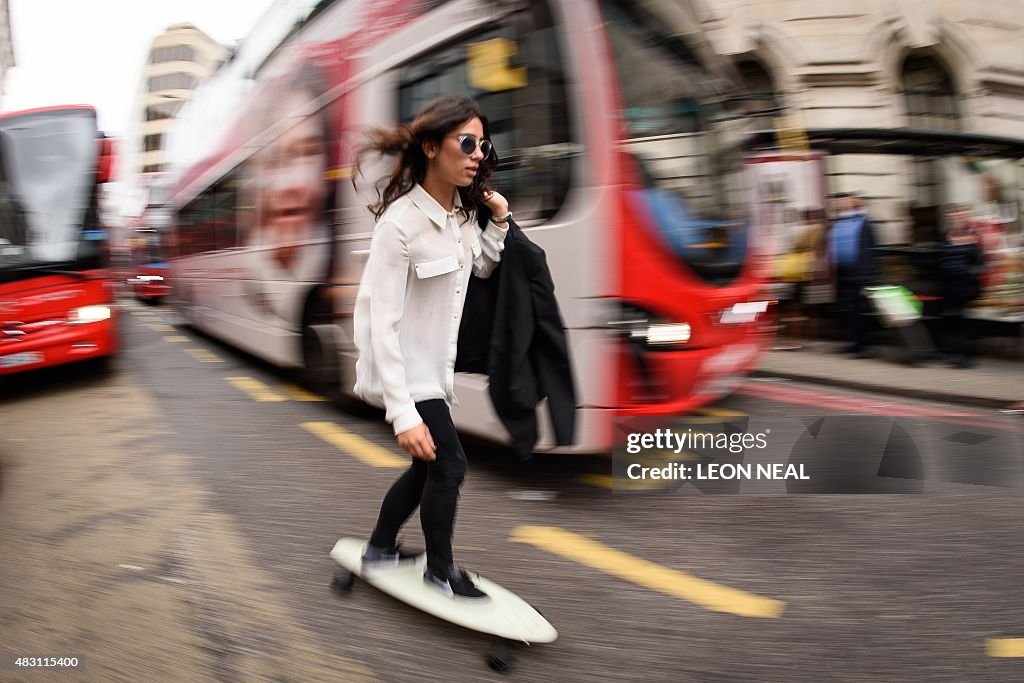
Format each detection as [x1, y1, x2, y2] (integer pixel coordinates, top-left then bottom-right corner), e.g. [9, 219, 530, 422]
[397, 0, 575, 225]
[212, 171, 240, 251]
[3, 112, 96, 264]
[601, 0, 752, 285]
[181, 194, 218, 256]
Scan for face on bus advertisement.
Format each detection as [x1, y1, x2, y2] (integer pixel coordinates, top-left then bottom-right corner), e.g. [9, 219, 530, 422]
[253, 89, 329, 274]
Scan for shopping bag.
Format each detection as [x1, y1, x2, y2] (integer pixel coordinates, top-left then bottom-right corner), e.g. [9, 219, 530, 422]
[863, 285, 922, 328]
[774, 250, 813, 282]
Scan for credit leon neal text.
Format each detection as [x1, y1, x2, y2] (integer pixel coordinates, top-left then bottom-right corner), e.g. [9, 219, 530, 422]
[626, 463, 810, 481]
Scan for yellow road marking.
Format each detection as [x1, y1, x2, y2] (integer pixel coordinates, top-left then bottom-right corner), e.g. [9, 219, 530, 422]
[227, 377, 287, 402]
[510, 526, 786, 619]
[281, 384, 327, 402]
[579, 473, 684, 491]
[149, 323, 174, 332]
[582, 448, 697, 486]
[694, 407, 748, 418]
[186, 348, 223, 363]
[987, 638, 1024, 657]
[302, 422, 407, 468]
[164, 335, 190, 343]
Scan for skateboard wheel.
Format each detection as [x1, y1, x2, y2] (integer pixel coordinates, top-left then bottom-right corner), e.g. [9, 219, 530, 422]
[331, 569, 355, 593]
[486, 643, 515, 672]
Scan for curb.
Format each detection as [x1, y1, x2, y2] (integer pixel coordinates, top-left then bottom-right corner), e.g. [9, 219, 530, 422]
[750, 369, 1018, 411]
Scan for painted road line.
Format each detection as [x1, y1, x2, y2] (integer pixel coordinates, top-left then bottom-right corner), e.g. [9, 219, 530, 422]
[148, 323, 175, 332]
[302, 422, 407, 468]
[186, 348, 223, 364]
[281, 384, 327, 402]
[510, 525, 786, 619]
[987, 638, 1024, 657]
[738, 381, 976, 418]
[227, 377, 287, 402]
[583, 446, 699, 485]
[164, 335, 190, 343]
[579, 473, 681, 491]
[695, 407, 748, 418]
[737, 382, 1022, 435]
[581, 451, 698, 490]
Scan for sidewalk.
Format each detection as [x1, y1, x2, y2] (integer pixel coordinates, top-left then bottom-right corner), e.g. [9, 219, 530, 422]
[754, 341, 1023, 409]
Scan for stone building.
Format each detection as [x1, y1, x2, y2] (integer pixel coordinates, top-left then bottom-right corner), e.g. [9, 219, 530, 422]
[0, 0, 14, 106]
[119, 24, 229, 224]
[701, 0, 1024, 244]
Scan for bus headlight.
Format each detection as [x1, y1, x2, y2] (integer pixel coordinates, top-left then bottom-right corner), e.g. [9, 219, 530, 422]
[719, 301, 769, 325]
[68, 305, 112, 324]
[644, 322, 692, 346]
[609, 303, 692, 347]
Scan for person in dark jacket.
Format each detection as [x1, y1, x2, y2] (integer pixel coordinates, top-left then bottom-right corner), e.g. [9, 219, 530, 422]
[828, 193, 879, 356]
[938, 204, 984, 368]
[457, 217, 577, 458]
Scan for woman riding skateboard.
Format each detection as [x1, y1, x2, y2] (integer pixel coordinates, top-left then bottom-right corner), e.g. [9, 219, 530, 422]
[352, 96, 511, 599]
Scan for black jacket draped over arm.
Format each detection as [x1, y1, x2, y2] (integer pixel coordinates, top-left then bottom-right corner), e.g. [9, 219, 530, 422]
[456, 218, 577, 457]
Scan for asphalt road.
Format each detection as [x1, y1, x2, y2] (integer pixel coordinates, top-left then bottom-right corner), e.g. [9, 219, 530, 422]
[1, 300, 1022, 682]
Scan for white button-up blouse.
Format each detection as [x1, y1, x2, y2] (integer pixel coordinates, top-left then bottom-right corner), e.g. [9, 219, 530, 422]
[353, 184, 507, 434]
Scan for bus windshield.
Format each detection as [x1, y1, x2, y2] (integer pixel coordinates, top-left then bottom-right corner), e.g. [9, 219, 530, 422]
[0, 109, 101, 274]
[602, 0, 752, 285]
[132, 230, 164, 266]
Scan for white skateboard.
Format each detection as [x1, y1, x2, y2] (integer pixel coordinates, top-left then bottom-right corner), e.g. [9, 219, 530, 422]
[329, 537, 557, 671]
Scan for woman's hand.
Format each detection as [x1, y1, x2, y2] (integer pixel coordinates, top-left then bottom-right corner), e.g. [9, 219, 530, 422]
[397, 423, 436, 461]
[482, 190, 509, 219]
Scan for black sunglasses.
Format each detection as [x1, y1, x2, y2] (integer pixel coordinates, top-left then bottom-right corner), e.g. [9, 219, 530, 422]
[453, 134, 493, 158]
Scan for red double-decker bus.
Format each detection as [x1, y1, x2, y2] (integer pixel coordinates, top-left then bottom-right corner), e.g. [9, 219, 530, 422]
[0, 105, 119, 376]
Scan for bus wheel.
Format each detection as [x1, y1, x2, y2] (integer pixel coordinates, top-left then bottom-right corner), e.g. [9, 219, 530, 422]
[301, 320, 339, 400]
[89, 354, 117, 376]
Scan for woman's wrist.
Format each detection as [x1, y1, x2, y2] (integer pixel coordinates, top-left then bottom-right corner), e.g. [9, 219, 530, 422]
[490, 207, 512, 224]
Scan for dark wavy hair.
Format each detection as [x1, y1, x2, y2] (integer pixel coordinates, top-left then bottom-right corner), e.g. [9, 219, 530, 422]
[356, 96, 497, 222]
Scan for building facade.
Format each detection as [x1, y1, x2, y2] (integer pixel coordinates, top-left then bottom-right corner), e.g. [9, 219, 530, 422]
[0, 0, 15, 106]
[120, 24, 228, 222]
[136, 23, 228, 175]
[700, 0, 1024, 244]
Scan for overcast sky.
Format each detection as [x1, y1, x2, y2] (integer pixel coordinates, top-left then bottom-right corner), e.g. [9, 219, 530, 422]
[4, 0, 275, 137]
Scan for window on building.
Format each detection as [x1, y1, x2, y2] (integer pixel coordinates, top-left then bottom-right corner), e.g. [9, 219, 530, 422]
[143, 164, 163, 174]
[396, 0, 574, 224]
[902, 54, 959, 131]
[735, 59, 782, 121]
[145, 100, 183, 121]
[150, 45, 196, 64]
[901, 54, 961, 209]
[147, 73, 197, 92]
[144, 134, 163, 152]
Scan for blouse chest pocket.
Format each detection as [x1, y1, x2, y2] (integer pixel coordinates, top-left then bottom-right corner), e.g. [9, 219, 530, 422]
[413, 254, 460, 279]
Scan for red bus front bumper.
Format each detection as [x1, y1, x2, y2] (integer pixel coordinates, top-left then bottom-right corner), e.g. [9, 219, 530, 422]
[134, 281, 170, 300]
[615, 327, 769, 416]
[0, 317, 118, 376]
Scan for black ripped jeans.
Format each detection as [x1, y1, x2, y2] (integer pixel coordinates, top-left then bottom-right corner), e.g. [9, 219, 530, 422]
[369, 399, 467, 573]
